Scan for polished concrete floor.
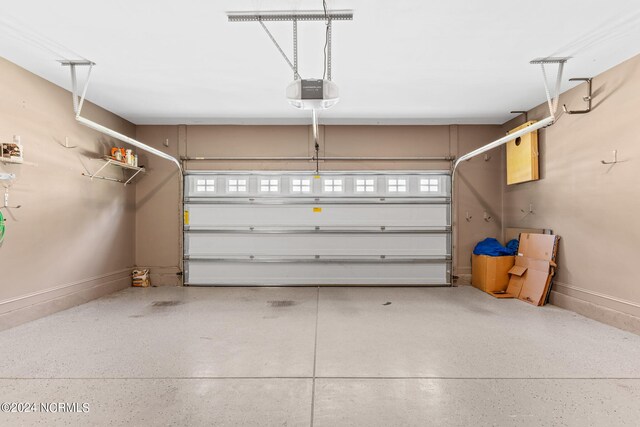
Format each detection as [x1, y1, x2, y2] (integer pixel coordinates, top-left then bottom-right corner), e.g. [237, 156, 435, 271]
[0, 286, 639, 426]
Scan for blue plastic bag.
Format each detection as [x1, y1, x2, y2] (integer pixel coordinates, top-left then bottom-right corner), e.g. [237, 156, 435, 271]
[473, 238, 519, 256]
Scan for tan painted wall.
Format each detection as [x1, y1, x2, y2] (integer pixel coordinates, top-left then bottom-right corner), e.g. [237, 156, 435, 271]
[135, 123, 505, 282]
[501, 54, 640, 321]
[0, 57, 136, 329]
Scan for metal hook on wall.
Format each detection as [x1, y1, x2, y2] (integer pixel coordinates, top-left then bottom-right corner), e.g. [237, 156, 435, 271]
[562, 78, 592, 114]
[465, 212, 472, 222]
[1, 187, 21, 210]
[520, 203, 534, 217]
[60, 136, 78, 149]
[601, 150, 620, 165]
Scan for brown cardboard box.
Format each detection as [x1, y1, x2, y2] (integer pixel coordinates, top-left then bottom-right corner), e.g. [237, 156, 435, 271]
[490, 233, 560, 306]
[472, 254, 515, 294]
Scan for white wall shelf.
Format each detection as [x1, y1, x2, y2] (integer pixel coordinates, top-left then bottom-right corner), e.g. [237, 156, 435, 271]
[0, 157, 24, 164]
[82, 156, 145, 186]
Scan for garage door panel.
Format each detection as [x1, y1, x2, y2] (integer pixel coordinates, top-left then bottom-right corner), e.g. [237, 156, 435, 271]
[185, 232, 450, 257]
[185, 204, 449, 228]
[186, 261, 449, 286]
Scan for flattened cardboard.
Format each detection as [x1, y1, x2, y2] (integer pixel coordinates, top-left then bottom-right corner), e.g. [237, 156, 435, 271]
[490, 258, 526, 299]
[517, 233, 558, 261]
[472, 254, 514, 294]
[508, 265, 527, 276]
[519, 269, 552, 306]
[510, 233, 560, 306]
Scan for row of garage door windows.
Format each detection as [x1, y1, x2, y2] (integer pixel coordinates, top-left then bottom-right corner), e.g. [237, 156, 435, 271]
[195, 178, 440, 194]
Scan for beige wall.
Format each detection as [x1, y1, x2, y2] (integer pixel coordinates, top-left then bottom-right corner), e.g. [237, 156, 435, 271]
[135, 123, 505, 283]
[0, 57, 136, 330]
[501, 54, 640, 328]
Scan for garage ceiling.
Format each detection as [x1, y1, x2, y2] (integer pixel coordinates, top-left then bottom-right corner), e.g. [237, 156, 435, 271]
[1, 0, 639, 125]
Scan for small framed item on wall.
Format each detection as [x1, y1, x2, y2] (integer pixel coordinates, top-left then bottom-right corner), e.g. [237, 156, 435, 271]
[1, 136, 24, 164]
[506, 121, 539, 185]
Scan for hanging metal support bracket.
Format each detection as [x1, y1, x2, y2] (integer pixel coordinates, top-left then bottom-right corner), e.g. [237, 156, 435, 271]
[562, 78, 592, 114]
[529, 57, 569, 118]
[293, 18, 299, 80]
[61, 61, 182, 172]
[229, 10, 352, 80]
[258, 18, 299, 79]
[327, 18, 333, 81]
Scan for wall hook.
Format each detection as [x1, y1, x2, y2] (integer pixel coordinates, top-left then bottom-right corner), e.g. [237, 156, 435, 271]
[601, 150, 619, 165]
[520, 203, 534, 217]
[483, 154, 491, 161]
[483, 211, 492, 222]
[465, 212, 472, 222]
[1, 188, 21, 210]
[562, 78, 592, 114]
[61, 136, 78, 149]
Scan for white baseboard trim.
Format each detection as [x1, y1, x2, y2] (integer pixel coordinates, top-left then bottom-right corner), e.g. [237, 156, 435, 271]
[550, 290, 640, 336]
[0, 268, 132, 331]
[552, 281, 640, 318]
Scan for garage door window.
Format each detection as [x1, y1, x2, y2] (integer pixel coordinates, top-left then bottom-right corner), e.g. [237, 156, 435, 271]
[388, 178, 407, 193]
[323, 178, 343, 193]
[355, 178, 375, 193]
[228, 179, 247, 193]
[420, 178, 439, 192]
[196, 179, 215, 192]
[291, 179, 312, 193]
[260, 179, 279, 193]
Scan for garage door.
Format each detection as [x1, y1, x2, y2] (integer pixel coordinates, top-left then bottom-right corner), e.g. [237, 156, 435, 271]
[183, 171, 451, 286]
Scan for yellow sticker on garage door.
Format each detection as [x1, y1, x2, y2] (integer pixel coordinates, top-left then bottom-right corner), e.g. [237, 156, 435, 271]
[184, 210, 190, 225]
[313, 207, 322, 213]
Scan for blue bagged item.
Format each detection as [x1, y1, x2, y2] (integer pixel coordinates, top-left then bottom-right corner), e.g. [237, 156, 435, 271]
[505, 239, 519, 254]
[473, 238, 519, 256]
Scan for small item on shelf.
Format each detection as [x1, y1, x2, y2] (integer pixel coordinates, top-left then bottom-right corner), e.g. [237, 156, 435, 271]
[109, 147, 138, 165]
[110, 147, 123, 161]
[1, 136, 24, 163]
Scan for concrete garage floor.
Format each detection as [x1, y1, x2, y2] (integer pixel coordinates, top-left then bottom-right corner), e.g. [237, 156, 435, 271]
[0, 286, 639, 426]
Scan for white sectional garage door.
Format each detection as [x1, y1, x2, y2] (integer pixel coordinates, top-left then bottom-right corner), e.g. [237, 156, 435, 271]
[183, 171, 451, 286]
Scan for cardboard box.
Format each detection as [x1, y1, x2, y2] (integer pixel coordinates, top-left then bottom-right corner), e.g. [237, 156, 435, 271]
[472, 254, 515, 294]
[490, 233, 560, 306]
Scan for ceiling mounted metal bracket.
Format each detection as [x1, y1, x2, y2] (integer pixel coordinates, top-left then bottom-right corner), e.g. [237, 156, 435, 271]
[562, 77, 592, 114]
[230, 10, 352, 80]
[59, 60, 95, 116]
[529, 57, 570, 119]
[227, 10, 353, 22]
